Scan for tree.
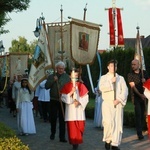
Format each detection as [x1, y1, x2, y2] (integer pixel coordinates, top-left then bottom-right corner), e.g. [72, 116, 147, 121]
[0, 0, 30, 34]
[9, 36, 37, 55]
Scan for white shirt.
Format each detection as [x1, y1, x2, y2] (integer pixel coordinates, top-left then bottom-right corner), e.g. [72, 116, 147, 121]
[61, 86, 89, 121]
[38, 80, 50, 102]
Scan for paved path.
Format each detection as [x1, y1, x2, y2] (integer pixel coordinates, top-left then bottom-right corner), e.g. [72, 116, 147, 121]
[0, 106, 150, 150]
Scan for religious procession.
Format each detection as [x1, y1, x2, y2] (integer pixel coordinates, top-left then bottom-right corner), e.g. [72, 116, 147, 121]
[0, 1, 150, 150]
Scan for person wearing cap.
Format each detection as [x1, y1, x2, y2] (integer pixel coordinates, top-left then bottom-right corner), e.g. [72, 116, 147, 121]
[16, 78, 36, 135]
[99, 59, 128, 150]
[45, 61, 70, 142]
[60, 68, 89, 150]
[143, 79, 150, 139]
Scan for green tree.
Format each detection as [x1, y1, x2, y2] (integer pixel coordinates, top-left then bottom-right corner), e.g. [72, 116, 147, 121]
[0, 0, 30, 34]
[9, 36, 37, 70]
[9, 36, 36, 54]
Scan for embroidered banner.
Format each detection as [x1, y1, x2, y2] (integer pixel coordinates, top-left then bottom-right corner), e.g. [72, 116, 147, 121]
[47, 23, 74, 68]
[108, 8, 124, 47]
[9, 53, 28, 81]
[0, 55, 8, 78]
[117, 8, 124, 47]
[134, 28, 146, 70]
[28, 23, 52, 90]
[109, 8, 115, 46]
[70, 18, 100, 65]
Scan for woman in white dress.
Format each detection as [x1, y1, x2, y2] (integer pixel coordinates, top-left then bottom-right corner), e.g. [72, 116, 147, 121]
[16, 78, 36, 135]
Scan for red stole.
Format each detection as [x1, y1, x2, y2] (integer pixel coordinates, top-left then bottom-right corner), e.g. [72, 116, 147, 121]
[60, 82, 88, 97]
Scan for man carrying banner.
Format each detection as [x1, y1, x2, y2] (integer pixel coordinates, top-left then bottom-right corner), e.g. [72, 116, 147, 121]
[128, 59, 149, 140]
[45, 61, 70, 142]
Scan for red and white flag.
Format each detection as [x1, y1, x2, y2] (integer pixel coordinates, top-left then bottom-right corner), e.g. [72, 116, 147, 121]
[108, 8, 124, 47]
[134, 27, 146, 70]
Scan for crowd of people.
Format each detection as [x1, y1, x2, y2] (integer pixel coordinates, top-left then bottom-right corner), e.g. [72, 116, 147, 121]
[0, 58, 150, 150]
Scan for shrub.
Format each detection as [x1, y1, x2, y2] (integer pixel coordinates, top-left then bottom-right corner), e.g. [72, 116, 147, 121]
[0, 122, 29, 150]
[0, 122, 16, 138]
[0, 136, 29, 150]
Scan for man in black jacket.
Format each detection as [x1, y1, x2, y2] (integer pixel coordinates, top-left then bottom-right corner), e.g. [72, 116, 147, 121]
[128, 59, 149, 140]
[45, 61, 70, 142]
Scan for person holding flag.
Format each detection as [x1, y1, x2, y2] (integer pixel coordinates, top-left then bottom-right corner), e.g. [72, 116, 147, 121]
[45, 61, 70, 142]
[99, 59, 128, 150]
[128, 59, 149, 140]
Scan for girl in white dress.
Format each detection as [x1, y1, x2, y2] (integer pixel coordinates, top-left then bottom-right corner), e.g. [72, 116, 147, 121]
[16, 78, 36, 135]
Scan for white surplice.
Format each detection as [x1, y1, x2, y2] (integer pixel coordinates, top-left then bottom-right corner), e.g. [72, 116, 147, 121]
[61, 87, 89, 121]
[99, 73, 128, 146]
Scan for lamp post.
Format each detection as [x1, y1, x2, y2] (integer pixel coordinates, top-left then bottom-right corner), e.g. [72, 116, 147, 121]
[33, 13, 45, 38]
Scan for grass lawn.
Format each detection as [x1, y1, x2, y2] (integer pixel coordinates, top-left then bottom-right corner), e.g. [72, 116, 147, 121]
[87, 98, 134, 112]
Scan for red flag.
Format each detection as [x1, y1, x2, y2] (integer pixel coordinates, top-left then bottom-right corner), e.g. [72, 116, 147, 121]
[108, 8, 115, 46]
[117, 8, 124, 47]
[108, 8, 124, 47]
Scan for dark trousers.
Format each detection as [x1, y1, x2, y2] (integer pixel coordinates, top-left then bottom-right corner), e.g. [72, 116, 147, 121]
[41, 101, 50, 121]
[50, 100, 66, 140]
[134, 99, 145, 137]
[38, 101, 43, 118]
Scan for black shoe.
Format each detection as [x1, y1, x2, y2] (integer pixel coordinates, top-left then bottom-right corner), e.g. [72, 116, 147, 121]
[138, 135, 144, 140]
[50, 134, 55, 140]
[72, 144, 78, 149]
[111, 146, 120, 150]
[105, 142, 111, 150]
[60, 139, 67, 142]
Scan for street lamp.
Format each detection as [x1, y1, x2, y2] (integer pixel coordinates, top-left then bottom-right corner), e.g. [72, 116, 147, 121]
[0, 40, 5, 55]
[33, 13, 45, 38]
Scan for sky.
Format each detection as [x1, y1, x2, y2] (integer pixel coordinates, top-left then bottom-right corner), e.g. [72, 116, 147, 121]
[1, 0, 150, 52]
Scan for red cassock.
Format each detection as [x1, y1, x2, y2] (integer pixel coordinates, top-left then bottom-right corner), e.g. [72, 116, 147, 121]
[143, 79, 150, 139]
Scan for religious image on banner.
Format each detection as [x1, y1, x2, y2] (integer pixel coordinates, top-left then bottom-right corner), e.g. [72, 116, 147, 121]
[79, 32, 89, 51]
[70, 18, 100, 65]
[33, 45, 45, 68]
[28, 24, 52, 90]
[9, 53, 28, 81]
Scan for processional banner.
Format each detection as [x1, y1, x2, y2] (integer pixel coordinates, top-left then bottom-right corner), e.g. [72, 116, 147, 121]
[70, 18, 100, 65]
[9, 53, 28, 81]
[47, 23, 74, 68]
[134, 28, 146, 70]
[0, 54, 9, 78]
[108, 8, 124, 47]
[28, 24, 52, 90]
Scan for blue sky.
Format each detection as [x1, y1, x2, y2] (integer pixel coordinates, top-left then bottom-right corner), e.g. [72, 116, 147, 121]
[1, 0, 150, 52]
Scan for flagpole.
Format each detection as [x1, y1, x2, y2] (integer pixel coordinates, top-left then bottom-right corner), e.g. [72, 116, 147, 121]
[105, 0, 123, 107]
[43, 9, 65, 118]
[112, 1, 117, 103]
[82, 3, 95, 94]
[60, 5, 64, 61]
